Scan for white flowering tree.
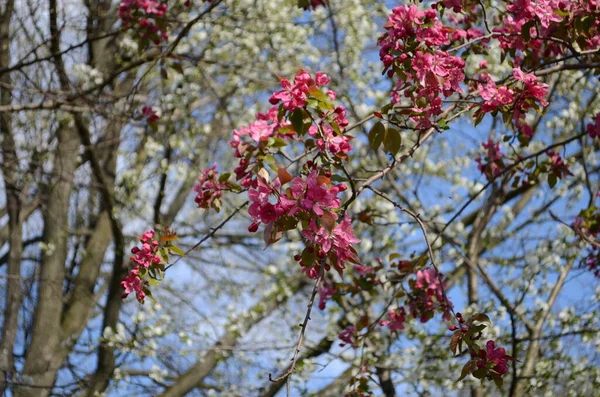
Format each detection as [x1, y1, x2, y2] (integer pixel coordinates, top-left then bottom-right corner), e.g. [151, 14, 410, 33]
[1, 0, 600, 397]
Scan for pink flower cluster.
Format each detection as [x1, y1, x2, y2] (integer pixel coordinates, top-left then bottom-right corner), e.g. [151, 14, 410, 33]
[193, 163, 229, 211]
[477, 74, 515, 114]
[121, 230, 160, 302]
[338, 325, 358, 347]
[223, 70, 359, 279]
[229, 106, 293, 187]
[269, 71, 329, 111]
[495, 0, 600, 64]
[248, 170, 343, 226]
[546, 150, 571, 179]
[475, 139, 505, 180]
[380, 268, 453, 333]
[512, 68, 549, 108]
[475, 69, 547, 140]
[477, 340, 510, 375]
[318, 283, 336, 310]
[142, 106, 159, 123]
[380, 307, 407, 332]
[230, 70, 351, 188]
[409, 268, 453, 322]
[507, 0, 563, 30]
[299, 0, 327, 9]
[119, 0, 168, 45]
[378, 5, 470, 129]
[587, 112, 600, 139]
[302, 215, 360, 273]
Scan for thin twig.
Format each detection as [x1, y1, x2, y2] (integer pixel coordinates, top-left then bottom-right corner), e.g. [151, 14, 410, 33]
[268, 262, 325, 396]
[165, 200, 248, 270]
[367, 186, 459, 324]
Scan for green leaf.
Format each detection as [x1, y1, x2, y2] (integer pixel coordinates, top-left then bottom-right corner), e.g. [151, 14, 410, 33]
[171, 62, 184, 74]
[450, 330, 462, 355]
[168, 245, 185, 257]
[290, 108, 304, 135]
[297, 0, 309, 9]
[369, 121, 385, 151]
[218, 172, 231, 183]
[438, 118, 449, 130]
[330, 174, 348, 183]
[493, 375, 504, 388]
[389, 253, 401, 261]
[521, 19, 534, 42]
[548, 173, 558, 188]
[456, 360, 478, 383]
[473, 367, 488, 379]
[502, 110, 512, 125]
[147, 278, 160, 287]
[301, 247, 317, 267]
[383, 127, 402, 156]
[212, 198, 221, 213]
[472, 313, 492, 324]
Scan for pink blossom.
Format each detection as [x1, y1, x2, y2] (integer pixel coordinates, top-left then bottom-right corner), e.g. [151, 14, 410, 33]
[338, 326, 357, 347]
[546, 150, 571, 179]
[269, 74, 309, 111]
[248, 178, 286, 224]
[121, 267, 144, 301]
[478, 74, 514, 113]
[119, 0, 169, 44]
[308, 125, 353, 155]
[315, 72, 331, 86]
[587, 112, 600, 139]
[142, 106, 159, 123]
[408, 268, 453, 323]
[513, 68, 549, 106]
[318, 283, 336, 310]
[194, 163, 229, 210]
[248, 120, 276, 142]
[483, 340, 510, 375]
[380, 307, 407, 332]
[475, 139, 505, 180]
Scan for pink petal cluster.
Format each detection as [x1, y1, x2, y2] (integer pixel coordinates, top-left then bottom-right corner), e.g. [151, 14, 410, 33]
[478, 340, 510, 375]
[507, 0, 564, 29]
[247, 170, 345, 228]
[119, 0, 168, 44]
[193, 163, 229, 210]
[121, 268, 144, 302]
[269, 70, 320, 111]
[229, 106, 294, 188]
[142, 106, 159, 123]
[379, 268, 453, 333]
[302, 216, 360, 272]
[308, 124, 352, 156]
[379, 307, 407, 332]
[475, 139, 505, 180]
[408, 268, 453, 323]
[318, 283, 336, 310]
[121, 230, 160, 303]
[546, 150, 571, 178]
[513, 68, 549, 107]
[378, 5, 468, 129]
[495, 1, 600, 63]
[338, 325, 358, 347]
[477, 74, 515, 113]
[131, 230, 161, 268]
[587, 112, 600, 139]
